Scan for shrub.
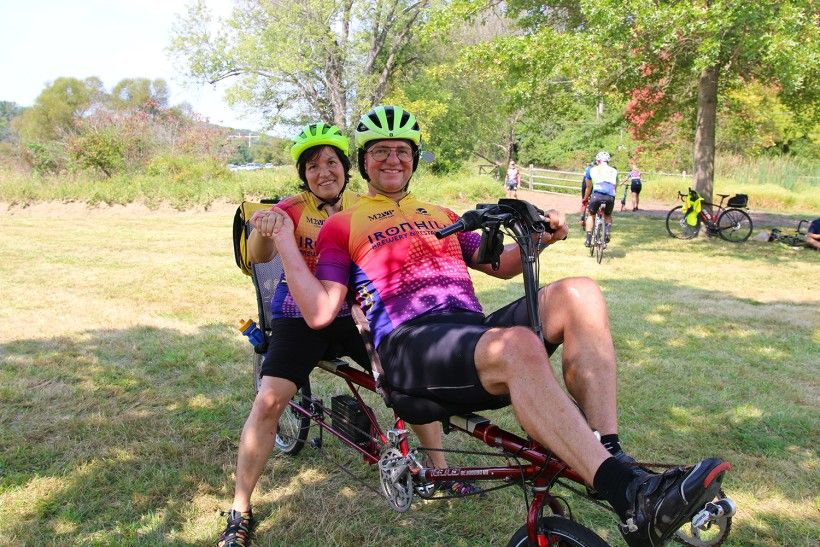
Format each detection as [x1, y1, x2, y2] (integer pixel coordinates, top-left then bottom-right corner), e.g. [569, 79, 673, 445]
[146, 154, 231, 183]
[68, 130, 125, 177]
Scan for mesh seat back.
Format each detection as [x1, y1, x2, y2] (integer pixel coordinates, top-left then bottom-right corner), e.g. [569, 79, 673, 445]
[247, 223, 284, 333]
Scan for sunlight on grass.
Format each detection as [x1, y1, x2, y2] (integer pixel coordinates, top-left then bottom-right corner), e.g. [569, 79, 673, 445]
[729, 404, 764, 421]
[187, 394, 215, 409]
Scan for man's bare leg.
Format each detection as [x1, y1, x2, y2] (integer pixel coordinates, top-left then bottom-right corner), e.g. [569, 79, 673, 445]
[538, 277, 617, 436]
[473, 326, 609, 484]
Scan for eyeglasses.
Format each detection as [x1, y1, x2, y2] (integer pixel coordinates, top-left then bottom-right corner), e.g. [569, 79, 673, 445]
[367, 146, 415, 162]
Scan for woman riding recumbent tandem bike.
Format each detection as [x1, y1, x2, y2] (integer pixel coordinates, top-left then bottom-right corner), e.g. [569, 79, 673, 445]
[232, 198, 736, 546]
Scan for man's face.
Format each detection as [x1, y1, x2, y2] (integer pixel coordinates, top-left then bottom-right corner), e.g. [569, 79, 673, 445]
[364, 140, 414, 197]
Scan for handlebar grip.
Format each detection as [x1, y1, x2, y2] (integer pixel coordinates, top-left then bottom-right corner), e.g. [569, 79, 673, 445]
[435, 210, 484, 239]
[435, 221, 464, 239]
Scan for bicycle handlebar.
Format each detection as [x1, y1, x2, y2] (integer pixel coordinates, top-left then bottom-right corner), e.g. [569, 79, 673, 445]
[435, 199, 555, 239]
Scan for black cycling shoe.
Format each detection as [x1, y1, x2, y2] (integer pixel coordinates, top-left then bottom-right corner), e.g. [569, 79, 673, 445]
[217, 508, 255, 547]
[619, 458, 731, 547]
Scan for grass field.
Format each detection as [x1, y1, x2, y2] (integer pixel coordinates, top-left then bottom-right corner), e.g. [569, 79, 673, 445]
[0, 200, 818, 546]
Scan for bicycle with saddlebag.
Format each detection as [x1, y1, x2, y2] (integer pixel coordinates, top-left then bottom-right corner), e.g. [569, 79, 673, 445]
[234, 198, 736, 546]
[666, 189, 753, 242]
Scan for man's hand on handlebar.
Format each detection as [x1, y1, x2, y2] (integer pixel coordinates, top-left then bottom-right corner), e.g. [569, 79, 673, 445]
[535, 209, 568, 250]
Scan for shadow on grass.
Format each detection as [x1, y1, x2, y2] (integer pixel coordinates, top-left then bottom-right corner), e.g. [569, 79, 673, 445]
[0, 325, 255, 544]
[605, 213, 820, 266]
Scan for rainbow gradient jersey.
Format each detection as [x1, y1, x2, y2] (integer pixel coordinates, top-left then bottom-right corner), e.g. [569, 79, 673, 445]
[315, 193, 482, 347]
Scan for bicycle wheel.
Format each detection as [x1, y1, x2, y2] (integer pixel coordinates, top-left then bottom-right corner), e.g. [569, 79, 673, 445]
[275, 381, 312, 456]
[595, 223, 605, 264]
[507, 516, 609, 547]
[716, 208, 752, 242]
[666, 206, 701, 239]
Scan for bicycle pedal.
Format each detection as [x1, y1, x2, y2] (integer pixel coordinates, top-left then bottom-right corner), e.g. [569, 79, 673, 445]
[309, 438, 322, 449]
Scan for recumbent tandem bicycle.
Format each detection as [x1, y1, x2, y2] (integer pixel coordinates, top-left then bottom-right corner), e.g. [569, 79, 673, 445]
[233, 198, 736, 546]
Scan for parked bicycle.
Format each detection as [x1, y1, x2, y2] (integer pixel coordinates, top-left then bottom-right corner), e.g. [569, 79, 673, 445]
[237, 198, 736, 547]
[588, 207, 606, 263]
[769, 219, 811, 247]
[666, 189, 753, 242]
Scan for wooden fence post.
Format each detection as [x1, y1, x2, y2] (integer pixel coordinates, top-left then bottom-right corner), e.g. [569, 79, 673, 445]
[528, 164, 533, 190]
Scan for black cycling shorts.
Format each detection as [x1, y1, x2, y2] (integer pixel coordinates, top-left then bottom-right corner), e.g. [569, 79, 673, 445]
[376, 296, 559, 407]
[587, 193, 615, 216]
[630, 180, 642, 194]
[261, 316, 371, 388]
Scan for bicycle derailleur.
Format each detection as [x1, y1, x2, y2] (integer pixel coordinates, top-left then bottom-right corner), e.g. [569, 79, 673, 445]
[377, 428, 416, 513]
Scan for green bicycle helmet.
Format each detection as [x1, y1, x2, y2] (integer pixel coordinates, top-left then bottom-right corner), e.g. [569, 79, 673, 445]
[355, 105, 421, 181]
[290, 122, 349, 163]
[291, 122, 351, 208]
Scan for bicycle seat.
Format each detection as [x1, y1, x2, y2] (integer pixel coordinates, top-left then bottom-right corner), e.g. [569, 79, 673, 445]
[716, 193, 730, 198]
[388, 390, 510, 424]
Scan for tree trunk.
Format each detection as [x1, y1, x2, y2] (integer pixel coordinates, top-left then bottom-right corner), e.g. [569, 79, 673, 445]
[693, 65, 719, 203]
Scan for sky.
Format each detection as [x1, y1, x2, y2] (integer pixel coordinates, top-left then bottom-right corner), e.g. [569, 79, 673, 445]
[0, 0, 264, 131]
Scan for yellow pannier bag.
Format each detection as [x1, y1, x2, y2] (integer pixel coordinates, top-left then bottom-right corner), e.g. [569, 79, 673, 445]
[683, 189, 703, 227]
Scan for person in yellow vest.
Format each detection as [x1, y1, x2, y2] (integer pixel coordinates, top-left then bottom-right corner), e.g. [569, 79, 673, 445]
[218, 123, 456, 547]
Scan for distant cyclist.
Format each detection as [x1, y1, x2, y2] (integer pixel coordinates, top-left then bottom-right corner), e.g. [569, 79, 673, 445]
[584, 151, 618, 247]
[580, 160, 593, 223]
[505, 160, 521, 198]
[625, 163, 642, 211]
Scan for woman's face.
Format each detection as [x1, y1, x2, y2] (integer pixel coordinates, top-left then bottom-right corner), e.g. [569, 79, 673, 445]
[304, 146, 345, 201]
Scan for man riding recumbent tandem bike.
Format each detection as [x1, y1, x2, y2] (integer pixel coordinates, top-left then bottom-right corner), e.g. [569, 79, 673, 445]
[232, 198, 736, 546]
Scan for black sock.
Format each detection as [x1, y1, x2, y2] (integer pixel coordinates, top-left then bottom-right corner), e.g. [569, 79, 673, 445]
[593, 456, 642, 519]
[600, 433, 622, 455]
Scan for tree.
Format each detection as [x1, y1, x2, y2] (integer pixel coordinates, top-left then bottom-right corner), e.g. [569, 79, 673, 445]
[15, 77, 105, 142]
[110, 78, 170, 114]
[170, 0, 431, 131]
[0, 101, 23, 142]
[576, 0, 819, 201]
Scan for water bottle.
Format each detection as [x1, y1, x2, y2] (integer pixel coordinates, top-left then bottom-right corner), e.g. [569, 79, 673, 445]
[239, 319, 265, 347]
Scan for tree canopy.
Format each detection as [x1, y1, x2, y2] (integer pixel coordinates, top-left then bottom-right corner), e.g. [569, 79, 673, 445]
[170, 0, 432, 131]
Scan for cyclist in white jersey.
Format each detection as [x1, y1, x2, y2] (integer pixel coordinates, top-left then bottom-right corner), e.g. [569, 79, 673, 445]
[583, 151, 618, 246]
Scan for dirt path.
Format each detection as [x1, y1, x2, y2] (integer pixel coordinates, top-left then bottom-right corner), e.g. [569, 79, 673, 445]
[513, 189, 811, 230]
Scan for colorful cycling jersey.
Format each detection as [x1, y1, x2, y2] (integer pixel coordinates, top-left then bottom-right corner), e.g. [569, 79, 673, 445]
[628, 169, 641, 183]
[315, 193, 483, 348]
[270, 191, 359, 319]
[590, 164, 618, 197]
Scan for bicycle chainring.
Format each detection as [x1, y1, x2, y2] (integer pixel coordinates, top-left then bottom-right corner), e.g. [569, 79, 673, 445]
[378, 446, 414, 513]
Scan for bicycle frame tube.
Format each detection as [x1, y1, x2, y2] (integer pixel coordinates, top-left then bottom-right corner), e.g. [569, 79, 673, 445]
[509, 221, 542, 337]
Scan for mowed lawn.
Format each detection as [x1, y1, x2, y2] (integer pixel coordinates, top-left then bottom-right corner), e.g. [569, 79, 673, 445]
[1, 201, 818, 546]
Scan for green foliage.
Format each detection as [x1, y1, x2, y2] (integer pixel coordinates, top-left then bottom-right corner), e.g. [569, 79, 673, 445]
[110, 78, 170, 113]
[15, 77, 104, 142]
[68, 129, 125, 177]
[718, 81, 816, 157]
[25, 142, 65, 175]
[146, 154, 231, 183]
[0, 101, 22, 142]
[170, 0, 431, 131]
